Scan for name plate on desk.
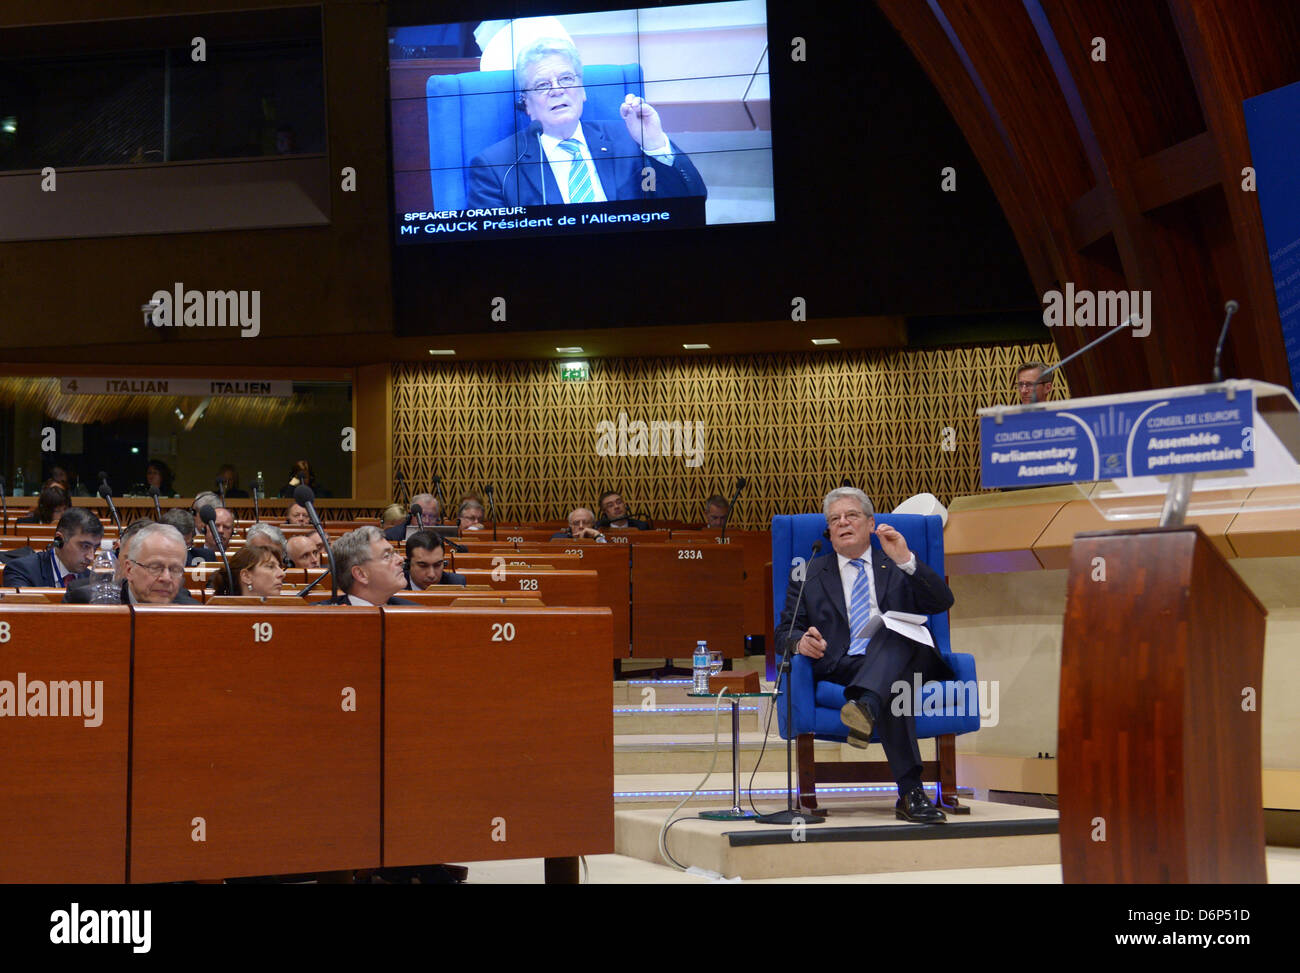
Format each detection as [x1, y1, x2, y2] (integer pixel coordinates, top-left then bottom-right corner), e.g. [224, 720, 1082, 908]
[980, 388, 1254, 488]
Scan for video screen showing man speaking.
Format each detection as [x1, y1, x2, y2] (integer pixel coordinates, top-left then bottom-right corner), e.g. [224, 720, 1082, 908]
[388, 2, 773, 243]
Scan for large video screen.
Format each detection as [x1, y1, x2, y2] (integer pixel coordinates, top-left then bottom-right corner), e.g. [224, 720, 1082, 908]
[388, 1, 772, 243]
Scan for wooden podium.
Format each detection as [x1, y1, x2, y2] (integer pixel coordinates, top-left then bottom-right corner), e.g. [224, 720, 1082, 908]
[1058, 526, 1267, 883]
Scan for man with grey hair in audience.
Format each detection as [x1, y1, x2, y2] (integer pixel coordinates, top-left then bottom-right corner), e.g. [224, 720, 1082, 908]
[776, 486, 955, 824]
[67, 522, 197, 605]
[384, 492, 441, 542]
[467, 35, 706, 209]
[246, 522, 289, 564]
[161, 508, 215, 566]
[320, 526, 416, 606]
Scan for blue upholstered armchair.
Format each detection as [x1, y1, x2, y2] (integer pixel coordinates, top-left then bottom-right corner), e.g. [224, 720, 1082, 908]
[425, 64, 646, 211]
[769, 512, 979, 813]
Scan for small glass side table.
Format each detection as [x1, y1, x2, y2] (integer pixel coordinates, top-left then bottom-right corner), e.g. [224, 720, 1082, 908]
[687, 690, 777, 821]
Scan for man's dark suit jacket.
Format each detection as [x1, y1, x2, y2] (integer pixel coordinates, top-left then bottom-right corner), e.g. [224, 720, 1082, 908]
[3, 550, 85, 588]
[319, 594, 419, 606]
[189, 546, 217, 565]
[467, 119, 706, 209]
[64, 579, 198, 604]
[597, 517, 651, 531]
[405, 571, 466, 589]
[777, 546, 956, 684]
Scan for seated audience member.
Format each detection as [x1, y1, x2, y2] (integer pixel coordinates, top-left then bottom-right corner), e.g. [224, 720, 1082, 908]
[597, 491, 650, 530]
[404, 531, 466, 589]
[381, 503, 406, 529]
[16, 483, 70, 524]
[4, 507, 102, 587]
[279, 459, 330, 498]
[286, 532, 325, 569]
[245, 522, 289, 564]
[192, 491, 223, 532]
[145, 459, 176, 497]
[161, 509, 214, 566]
[321, 526, 416, 606]
[48, 466, 71, 491]
[384, 493, 441, 541]
[206, 506, 236, 551]
[1014, 361, 1057, 404]
[68, 522, 197, 605]
[285, 502, 311, 527]
[704, 494, 730, 529]
[211, 545, 286, 598]
[457, 499, 486, 532]
[215, 464, 250, 499]
[551, 507, 607, 542]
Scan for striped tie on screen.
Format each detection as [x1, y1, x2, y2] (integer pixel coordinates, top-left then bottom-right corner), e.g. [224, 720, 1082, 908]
[558, 138, 594, 203]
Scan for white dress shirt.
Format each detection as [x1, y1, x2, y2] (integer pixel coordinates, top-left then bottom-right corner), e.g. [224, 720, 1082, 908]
[539, 122, 675, 204]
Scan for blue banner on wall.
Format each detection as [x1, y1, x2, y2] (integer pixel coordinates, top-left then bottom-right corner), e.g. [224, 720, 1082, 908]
[1244, 81, 1300, 403]
[980, 389, 1254, 488]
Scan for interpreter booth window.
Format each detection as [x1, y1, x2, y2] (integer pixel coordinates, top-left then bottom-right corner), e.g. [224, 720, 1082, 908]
[0, 377, 352, 501]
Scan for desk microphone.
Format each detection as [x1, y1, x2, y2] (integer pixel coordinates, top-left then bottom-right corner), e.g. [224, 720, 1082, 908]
[501, 121, 541, 202]
[394, 470, 411, 506]
[720, 476, 748, 542]
[431, 474, 446, 525]
[0, 476, 7, 534]
[98, 473, 122, 533]
[295, 484, 338, 601]
[484, 483, 497, 542]
[1031, 314, 1139, 403]
[148, 485, 163, 521]
[1213, 300, 1240, 383]
[757, 538, 826, 826]
[406, 503, 422, 532]
[298, 569, 331, 599]
[200, 503, 235, 595]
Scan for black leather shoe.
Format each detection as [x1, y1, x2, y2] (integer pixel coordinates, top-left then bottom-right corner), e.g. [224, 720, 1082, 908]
[895, 786, 946, 824]
[840, 699, 875, 742]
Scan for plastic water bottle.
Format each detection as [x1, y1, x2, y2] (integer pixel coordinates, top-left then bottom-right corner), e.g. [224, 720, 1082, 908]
[254, 470, 265, 499]
[88, 540, 120, 604]
[693, 640, 710, 694]
[13, 467, 23, 497]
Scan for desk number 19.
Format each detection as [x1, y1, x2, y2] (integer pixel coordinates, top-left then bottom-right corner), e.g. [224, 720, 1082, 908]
[252, 622, 273, 642]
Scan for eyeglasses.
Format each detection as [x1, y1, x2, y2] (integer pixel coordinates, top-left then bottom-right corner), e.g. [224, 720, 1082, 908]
[526, 73, 580, 94]
[827, 512, 868, 526]
[367, 548, 399, 564]
[1014, 381, 1049, 390]
[129, 559, 186, 578]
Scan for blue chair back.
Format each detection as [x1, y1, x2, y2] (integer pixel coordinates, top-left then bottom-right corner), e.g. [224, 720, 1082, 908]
[426, 64, 645, 210]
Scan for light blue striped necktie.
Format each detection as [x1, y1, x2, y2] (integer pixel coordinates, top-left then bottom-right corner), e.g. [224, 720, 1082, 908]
[558, 138, 594, 203]
[847, 558, 874, 656]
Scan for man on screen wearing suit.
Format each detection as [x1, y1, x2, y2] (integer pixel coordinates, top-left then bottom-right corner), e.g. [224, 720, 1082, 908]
[467, 37, 706, 210]
[3, 508, 102, 588]
[777, 487, 955, 824]
[320, 526, 418, 606]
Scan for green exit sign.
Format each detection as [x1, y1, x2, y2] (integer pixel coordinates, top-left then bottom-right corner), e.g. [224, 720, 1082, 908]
[560, 361, 590, 382]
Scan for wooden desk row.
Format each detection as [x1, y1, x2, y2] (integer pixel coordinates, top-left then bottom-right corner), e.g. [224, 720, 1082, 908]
[0, 604, 613, 884]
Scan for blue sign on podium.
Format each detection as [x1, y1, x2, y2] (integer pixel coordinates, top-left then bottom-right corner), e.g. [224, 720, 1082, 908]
[980, 388, 1255, 489]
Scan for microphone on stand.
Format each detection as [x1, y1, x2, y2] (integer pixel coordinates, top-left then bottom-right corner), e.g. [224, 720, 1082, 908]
[98, 473, 122, 534]
[294, 485, 338, 602]
[484, 483, 497, 542]
[148, 485, 163, 522]
[757, 538, 826, 826]
[200, 504, 235, 595]
[719, 476, 748, 542]
[405, 503, 422, 536]
[1031, 314, 1139, 404]
[1213, 300, 1240, 383]
[394, 470, 410, 506]
[252, 484, 260, 524]
[298, 569, 331, 599]
[0, 475, 7, 535]
[215, 477, 226, 501]
[432, 475, 446, 525]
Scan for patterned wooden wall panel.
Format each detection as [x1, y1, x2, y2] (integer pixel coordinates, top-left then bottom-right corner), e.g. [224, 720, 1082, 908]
[392, 344, 1065, 529]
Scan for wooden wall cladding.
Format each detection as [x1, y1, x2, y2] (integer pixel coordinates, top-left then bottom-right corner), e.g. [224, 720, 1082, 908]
[877, 0, 1298, 398]
[391, 344, 1068, 528]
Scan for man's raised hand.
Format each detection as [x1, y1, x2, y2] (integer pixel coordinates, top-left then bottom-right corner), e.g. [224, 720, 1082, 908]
[620, 94, 667, 152]
[875, 523, 912, 565]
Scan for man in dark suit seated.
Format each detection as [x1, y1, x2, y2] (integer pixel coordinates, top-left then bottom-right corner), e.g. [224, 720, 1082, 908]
[66, 522, 198, 605]
[383, 493, 440, 543]
[161, 509, 214, 565]
[467, 36, 706, 210]
[320, 526, 417, 606]
[403, 531, 466, 590]
[704, 495, 730, 529]
[777, 487, 956, 824]
[3, 507, 102, 588]
[286, 532, 325, 569]
[597, 490, 650, 530]
[550, 506, 607, 542]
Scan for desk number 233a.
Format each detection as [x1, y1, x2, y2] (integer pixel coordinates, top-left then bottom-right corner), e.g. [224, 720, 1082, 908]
[252, 622, 273, 642]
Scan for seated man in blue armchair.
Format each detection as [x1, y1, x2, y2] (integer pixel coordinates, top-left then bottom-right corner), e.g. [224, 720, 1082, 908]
[777, 487, 956, 824]
[467, 36, 707, 208]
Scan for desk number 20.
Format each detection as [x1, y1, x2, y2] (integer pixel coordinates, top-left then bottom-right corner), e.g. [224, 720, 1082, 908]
[252, 622, 273, 642]
[491, 622, 516, 641]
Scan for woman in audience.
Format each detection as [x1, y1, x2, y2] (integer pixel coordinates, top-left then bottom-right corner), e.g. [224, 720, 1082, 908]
[279, 458, 330, 498]
[381, 503, 406, 529]
[145, 459, 177, 497]
[16, 482, 70, 524]
[210, 545, 286, 598]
